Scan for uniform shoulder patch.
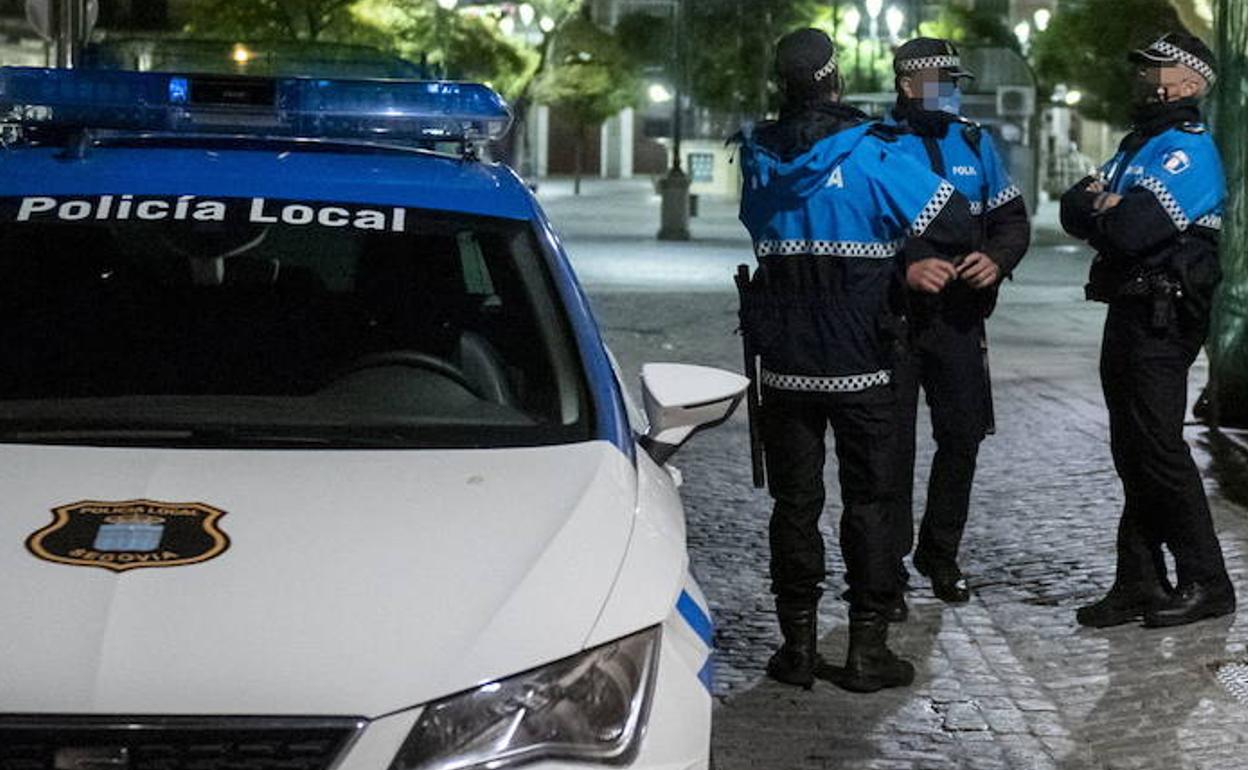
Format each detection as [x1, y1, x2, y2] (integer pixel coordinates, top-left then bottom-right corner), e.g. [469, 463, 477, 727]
[1161, 149, 1192, 175]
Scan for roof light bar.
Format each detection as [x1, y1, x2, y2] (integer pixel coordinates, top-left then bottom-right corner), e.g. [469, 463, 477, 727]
[0, 67, 512, 144]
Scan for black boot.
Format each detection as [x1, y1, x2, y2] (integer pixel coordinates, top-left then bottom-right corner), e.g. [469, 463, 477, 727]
[1143, 577, 1236, 628]
[766, 602, 820, 689]
[821, 612, 915, 693]
[1076, 580, 1172, 628]
[913, 551, 970, 604]
[1081, 511, 1173, 627]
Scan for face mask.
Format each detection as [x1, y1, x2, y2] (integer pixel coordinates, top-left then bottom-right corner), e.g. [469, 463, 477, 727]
[921, 80, 962, 115]
[1132, 67, 1178, 107]
[1132, 78, 1161, 106]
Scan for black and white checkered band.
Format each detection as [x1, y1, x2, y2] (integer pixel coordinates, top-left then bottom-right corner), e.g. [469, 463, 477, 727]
[754, 238, 903, 258]
[761, 368, 892, 393]
[985, 184, 1022, 213]
[814, 55, 838, 82]
[910, 180, 956, 236]
[1149, 40, 1216, 84]
[896, 55, 960, 73]
[1194, 213, 1223, 230]
[1136, 175, 1189, 230]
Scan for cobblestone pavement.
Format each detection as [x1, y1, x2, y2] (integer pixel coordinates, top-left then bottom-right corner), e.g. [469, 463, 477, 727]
[540, 180, 1248, 770]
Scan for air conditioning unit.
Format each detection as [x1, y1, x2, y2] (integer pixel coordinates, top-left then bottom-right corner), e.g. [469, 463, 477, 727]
[996, 86, 1036, 117]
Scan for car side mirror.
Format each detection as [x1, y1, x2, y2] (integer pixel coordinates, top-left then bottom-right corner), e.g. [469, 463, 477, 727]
[639, 363, 749, 464]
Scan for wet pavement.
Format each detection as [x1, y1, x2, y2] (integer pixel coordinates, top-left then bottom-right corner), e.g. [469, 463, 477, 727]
[539, 179, 1248, 770]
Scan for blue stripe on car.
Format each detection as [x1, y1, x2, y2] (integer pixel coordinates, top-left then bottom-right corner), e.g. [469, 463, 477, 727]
[697, 655, 715, 693]
[677, 589, 714, 647]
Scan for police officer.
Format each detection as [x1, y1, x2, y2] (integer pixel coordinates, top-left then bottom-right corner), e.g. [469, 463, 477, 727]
[883, 39, 1031, 609]
[736, 29, 973, 692]
[1061, 32, 1236, 628]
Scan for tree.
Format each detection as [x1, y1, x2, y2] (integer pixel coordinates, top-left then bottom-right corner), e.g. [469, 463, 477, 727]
[185, 0, 359, 42]
[917, 5, 1019, 52]
[681, 0, 824, 119]
[532, 15, 639, 194]
[352, 2, 534, 99]
[1031, 0, 1183, 126]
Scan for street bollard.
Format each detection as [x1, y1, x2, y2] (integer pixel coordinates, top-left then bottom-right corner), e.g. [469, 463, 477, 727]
[657, 167, 691, 241]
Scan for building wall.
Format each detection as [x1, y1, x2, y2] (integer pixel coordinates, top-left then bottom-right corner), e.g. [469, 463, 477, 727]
[546, 106, 604, 177]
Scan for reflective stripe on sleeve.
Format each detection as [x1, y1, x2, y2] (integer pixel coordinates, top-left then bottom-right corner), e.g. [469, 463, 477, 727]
[985, 184, 1022, 213]
[911, 180, 956, 236]
[1136, 175, 1190, 230]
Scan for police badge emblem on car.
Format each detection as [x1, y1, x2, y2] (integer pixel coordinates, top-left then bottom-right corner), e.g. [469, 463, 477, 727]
[26, 500, 230, 572]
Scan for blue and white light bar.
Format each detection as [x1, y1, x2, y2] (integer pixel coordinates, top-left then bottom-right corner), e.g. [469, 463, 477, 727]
[0, 67, 512, 144]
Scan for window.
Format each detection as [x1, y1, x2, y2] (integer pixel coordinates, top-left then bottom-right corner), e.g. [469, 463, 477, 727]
[0, 196, 592, 449]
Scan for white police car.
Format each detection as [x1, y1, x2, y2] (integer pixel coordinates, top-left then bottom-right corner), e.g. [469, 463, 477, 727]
[0, 68, 745, 770]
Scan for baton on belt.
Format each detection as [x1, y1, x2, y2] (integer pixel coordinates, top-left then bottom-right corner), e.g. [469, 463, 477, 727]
[735, 264, 767, 488]
[980, 328, 996, 436]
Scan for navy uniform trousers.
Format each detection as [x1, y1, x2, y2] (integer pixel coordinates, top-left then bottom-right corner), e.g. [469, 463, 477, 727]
[1101, 299, 1228, 590]
[761, 386, 901, 616]
[892, 297, 992, 572]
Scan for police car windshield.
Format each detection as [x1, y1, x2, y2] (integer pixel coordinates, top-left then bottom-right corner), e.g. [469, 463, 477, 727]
[0, 196, 591, 449]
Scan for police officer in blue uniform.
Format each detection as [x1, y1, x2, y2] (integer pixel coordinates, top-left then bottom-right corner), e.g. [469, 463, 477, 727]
[736, 29, 973, 692]
[885, 38, 1031, 607]
[1061, 32, 1236, 628]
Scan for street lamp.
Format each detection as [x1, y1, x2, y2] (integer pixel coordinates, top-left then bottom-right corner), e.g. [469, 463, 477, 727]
[843, 6, 861, 34]
[539, 15, 556, 33]
[1034, 8, 1051, 32]
[518, 3, 536, 27]
[885, 6, 904, 42]
[437, 0, 458, 9]
[1014, 20, 1031, 54]
[865, 0, 883, 90]
[843, 7, 862, 87]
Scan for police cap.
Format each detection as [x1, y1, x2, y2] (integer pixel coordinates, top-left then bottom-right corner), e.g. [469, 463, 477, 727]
[1130, 32, 1216, 85]
[775, 28, 839, 96]
[893, 37, 975, 80]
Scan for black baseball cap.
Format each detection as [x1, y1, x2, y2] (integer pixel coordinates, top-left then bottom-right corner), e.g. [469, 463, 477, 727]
[774, 28, 839, 94]
[1129, 32, 1217, 84]
[893, 37, 975, 80]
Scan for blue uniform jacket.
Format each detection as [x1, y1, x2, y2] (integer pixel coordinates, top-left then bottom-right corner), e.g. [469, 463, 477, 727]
[884, 113, 1022, 220]
[1100, 124, 1224, 233]
[1061, 116, 1224, 310]
[882, 111, 1031, 316]
[738, 122, 970, 394]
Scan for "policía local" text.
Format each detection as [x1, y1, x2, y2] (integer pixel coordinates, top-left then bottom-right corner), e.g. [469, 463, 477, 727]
[15, 195, 408, 232]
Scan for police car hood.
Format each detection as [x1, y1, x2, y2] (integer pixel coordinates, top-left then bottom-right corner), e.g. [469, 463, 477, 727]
[0, 441, 637, 717]
[741, 121, 874, 199]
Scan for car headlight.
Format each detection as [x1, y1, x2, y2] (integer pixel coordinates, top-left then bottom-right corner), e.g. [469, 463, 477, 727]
[389, 626, 661, 770]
